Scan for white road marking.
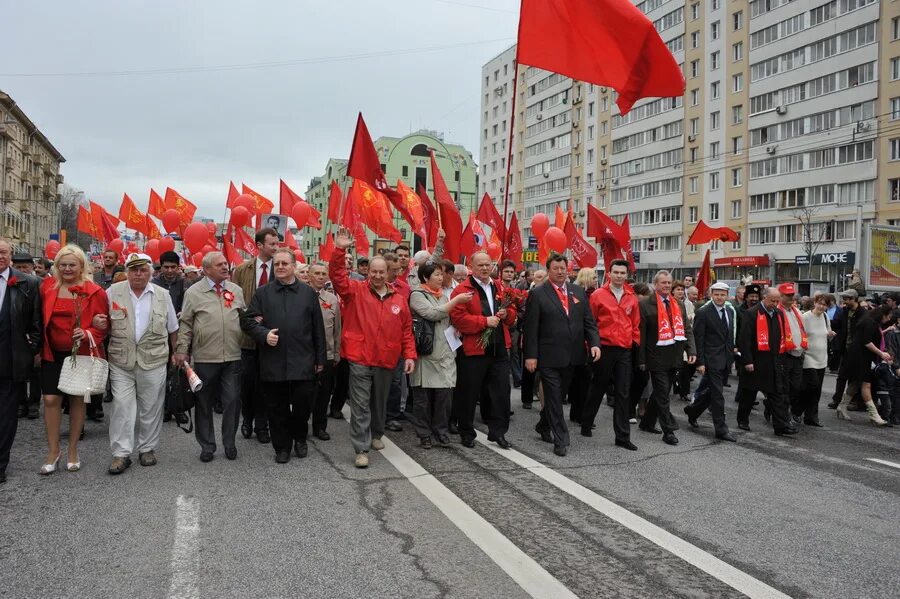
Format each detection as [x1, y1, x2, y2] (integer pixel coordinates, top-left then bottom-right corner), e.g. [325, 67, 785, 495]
[865, 458, 900, 470]
[378, 436, 578, 599]
[476, 438, 790, 599]
[167, 495, 200, 599]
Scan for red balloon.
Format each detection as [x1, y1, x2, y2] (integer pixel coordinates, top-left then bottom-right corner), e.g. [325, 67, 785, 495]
[206, 222, 217, 236]
[107, 239, 125, 254]
[531, 213, 550, 238]
[126, 242, 139, 253]
[201, 244, 215, 255]
[233, 194, 256, 213]
[544, 226, 567, 253]
[487, 242, 502, 261]
[291, 201, 311, 229]
[145, 239, 160, 262]
[158, 236, 175, 253]
[45, 240, 60, 260]
[162, 209, 181, 233]
[230, 205, 250, 227]
[191, 253, 204, 267]
[183, 222, 209, 254]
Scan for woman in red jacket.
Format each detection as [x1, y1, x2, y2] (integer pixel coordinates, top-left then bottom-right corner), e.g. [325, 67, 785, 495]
[39, 245, 108, 475]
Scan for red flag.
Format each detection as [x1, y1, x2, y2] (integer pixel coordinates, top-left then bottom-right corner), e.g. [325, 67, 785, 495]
[283, 227, 299, 250]
[460, 213, 487, 259]
[223, 236, 243, 266]
[89, 201, 120, 242]
[417, 183, 439, 250]
[164, 187, 197, 224]
[430, 150, 463, 262]
[554, 205, 567, 230]
[147, 189, 165, 219]
[241, 183, 275, 215]
[387, 180, 425, 237]
[517, 0, 685, 114]
[327, 181, 343, 224]
[587, 204, 629, 249]
[687, 220, 740, 245]
[347, 112, 387, 190]
[233, 226, 259, 257]
[564, 216, 599, 268]
[279, 179, 300, 215]
[348, 179, 401, 243]
[621, 215, 636, 272]
[118, 194, 147, 234]
[476, 193, 505, 239]
[318, 233, 335, 262]
[77, 206, 99, 238]
[504, 212, 524, 268]
[341, 184, 370, 256]
[308, 204, 322, 229]
[144, 214, 162, 240]
[226, 181, 240, 209]
[696, 248, 714, 295]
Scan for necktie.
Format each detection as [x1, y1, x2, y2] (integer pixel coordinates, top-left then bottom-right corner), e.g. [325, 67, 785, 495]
[720, 307, 728, 328]
[556, 285, 569, 315]
[663, 296, 672, 320]
[214, 282, 222, 297]
[259, 263, 268, 287]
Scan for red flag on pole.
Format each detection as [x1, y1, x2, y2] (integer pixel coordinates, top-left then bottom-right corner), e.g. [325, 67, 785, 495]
[620, 215, 636, 272]
[555, 205, 567, 230]
[687, 220, 740, 245]
[118, 194, 147, 234]
[504, 212, 524, 268]
[223, 236, 243, 266]
[388, 180, 425, 237]
[476, 193, 505, 239]
[77, 206, 99, 238]
[279, 179, 299, 215]
[564, 216, 599, 268]
[226, 181, 240, 209]
[516, 0, 685, 114]
[164, 187, 197, 224]
[144, 214, 161, 240]
[460, 213, 487, 259]
[417, 183, 439, 251]
[327, 181, 343, 224]
[89, 201, 120, 242]
[147, 189, 165, 219]
[347, 179, 401, 243]
[430, 151, 463, 262]
[341, 184, 370, 256]
[283, 227, 299, 250]
[318, 233, 335, 262]
[233, 226, 259, 257]
[347, 113, 388, 190]
[696, 249, 715, 296]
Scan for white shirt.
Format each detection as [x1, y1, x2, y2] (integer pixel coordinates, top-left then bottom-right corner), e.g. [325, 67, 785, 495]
[475, 277, 495, 313]
[0, 267, 9, 309]
[256, 258, 273, 288]
[126, 284, 179, 339]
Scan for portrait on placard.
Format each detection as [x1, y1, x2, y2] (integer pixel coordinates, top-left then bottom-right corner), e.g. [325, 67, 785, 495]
[261, 213, 287, 241]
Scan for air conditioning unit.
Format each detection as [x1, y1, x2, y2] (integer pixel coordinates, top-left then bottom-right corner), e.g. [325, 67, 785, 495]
[572, 121, 580, 128]
[536, 113, 543, 120]
[766, 144, 778, 154]
[634, 162, 643, 173]
[543, 172, 550, 178]
[611, 177, 619, 185]
[573, 97, 582, 105]
[775, 105, 787, 115]
[578, 210, 585, 217]
[857, 121, 871, 132]
[600, 158, 608, 165]
[562, 97, 569, 104]
[494, 86, 504, 97]
[688, 134, 697, 142]
[597, 182, 607, 190]
[600, 87, 608, 93]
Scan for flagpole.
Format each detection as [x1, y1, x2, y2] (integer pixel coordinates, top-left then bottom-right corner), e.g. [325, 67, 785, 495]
[501, 47, 521, 259]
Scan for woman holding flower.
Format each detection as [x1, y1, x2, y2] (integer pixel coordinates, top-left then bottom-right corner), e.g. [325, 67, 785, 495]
[39, 244, 109, 474]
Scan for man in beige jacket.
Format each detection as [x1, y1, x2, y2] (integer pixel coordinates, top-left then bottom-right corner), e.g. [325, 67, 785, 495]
[174, 252, 246, 462]
[308, 262, 341, 440]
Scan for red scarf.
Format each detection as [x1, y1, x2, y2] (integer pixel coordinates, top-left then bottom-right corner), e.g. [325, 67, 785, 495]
[780, 306, 809, 351]
[756, 307, 788, 353]
[656, 293, 685, 346]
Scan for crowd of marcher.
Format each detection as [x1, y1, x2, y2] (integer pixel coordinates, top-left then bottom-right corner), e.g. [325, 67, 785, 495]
[0, 229, 896, 484]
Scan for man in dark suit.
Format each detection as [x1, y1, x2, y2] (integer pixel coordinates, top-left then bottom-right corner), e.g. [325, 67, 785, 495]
[685, 282, 737, 441]
[524, 253, 601, 456]
[0, 239, 43, 484]
[736, 286, 796, 435]
[637, 270, 695, 446]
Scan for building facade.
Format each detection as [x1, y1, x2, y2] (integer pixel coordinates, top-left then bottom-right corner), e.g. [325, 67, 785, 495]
[305, 130, 477, 255]
[0, 90, 65, 254]
[481, 0, 900, 290]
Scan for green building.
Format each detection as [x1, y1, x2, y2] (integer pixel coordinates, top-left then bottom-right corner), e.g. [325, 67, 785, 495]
[304, 130, 477, 255]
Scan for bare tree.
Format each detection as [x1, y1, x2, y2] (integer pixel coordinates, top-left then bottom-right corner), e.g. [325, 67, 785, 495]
[57, 184, 90, 251]
[794, 203, 828, 280]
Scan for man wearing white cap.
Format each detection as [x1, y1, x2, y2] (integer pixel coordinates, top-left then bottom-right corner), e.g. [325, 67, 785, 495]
[684, 281, 737, 441]
[101, 253, 179, 474]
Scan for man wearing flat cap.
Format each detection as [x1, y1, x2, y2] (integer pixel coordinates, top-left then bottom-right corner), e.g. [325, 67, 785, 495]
[685, 282, 737, 441]
[11, 253, 34, 275]
[99, 253, 179, 474]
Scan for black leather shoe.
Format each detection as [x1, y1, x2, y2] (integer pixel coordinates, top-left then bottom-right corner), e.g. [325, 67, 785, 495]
[314, 430, 331, 441]
[662, 432, 679, 445]
[461, 437, 475, 448]
[385, 420, 403, 432]
[225, 447, 237, 460]
[257, 430, 271, 444]
[522, 402, 532, 410]
[449, 422, 459, 435]
[827, 400, 839, 409]
[294, 442, 308, 458]
[92, 407, 105, 422]
[175, 412, 189, 425]
[615, 439, 638, 451]
[275, 450, 290, 463]
[553, 445, 567, 456]
[580, 428, 593, 437]
[329, 409, 344, 419]
[27, 406, 39, 419]
[241, 424, 252, 439]
[804, 419, 823, 427]
[715, 432, 737, 442]
[639, 424, 662, 434]
[774, 427, 798, 436]
[163, 412, 172, 423]
[200, 451, 214, 463]
[214, 402, 224, 415]
[17, 405, 27, 418]
[683, 407, 699, 428]
[737, 422, 750, 431]
[535, 424, 553, 443]
[494, 436, 511, 449]
[0, 470, 6, 484]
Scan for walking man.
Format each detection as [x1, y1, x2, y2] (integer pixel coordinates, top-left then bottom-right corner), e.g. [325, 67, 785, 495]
[308, 262, 341, 441]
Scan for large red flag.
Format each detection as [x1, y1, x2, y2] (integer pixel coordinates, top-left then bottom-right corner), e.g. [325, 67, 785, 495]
[241, 184, 275, 215]
[147, 188, 166, 219]
[327, 181, 343, 224]
[233, 226, 259, 257]
[517, 0, 685, 114]
[504, 212, 524, 268]
[144, 214, 162, 240]
[118, 194, 147, 234]
[223, 237, 243, 266]
[318, 233, 335, 262]
[564, 216, 599, 268]
[430, 151, 463, 262]
[283, 227, 299, 250]
[476, 193, 505, 239]
[460, 213, 487, 259]
[279, 179, 299, 215]
[341, 184, 370, 256]
[687, 220, 740, 245]
[417, 183, 439, 250]
[347, 112, 388, 190]
[621, 215, 636, 272]
[555, 205, 567, 230]
[696, 248, 715, 296]
[348, 179, 401, 243]
[77, 206, 99, 238]
[89, 201, 120, 242]
[164, 187, 197, 224]
[226, 181, 240, 209]
[388, 180, 425, 238]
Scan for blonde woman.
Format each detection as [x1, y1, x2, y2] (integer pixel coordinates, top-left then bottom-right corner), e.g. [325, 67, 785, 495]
[38, 245, 109, 474]
[295, 263, 310, 284]
[574, 267, 598, 295]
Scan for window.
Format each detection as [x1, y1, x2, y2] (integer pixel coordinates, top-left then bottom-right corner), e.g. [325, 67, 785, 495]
[892, 139, 900, 161]
[733, 42, 743, 62]
[892, 98, 900, 121]
[710, 142, 720, 159]
[401, 165, 408, 177]
[691, 88, 700, 106]
[733, 11, 743, 30]
[691, 31, 700, 48]
[690, 177, 699, 194]
[890, 178, 900, 202]
[588, 101, 595, 117]
[588, 125, 594, 140]
[691, 60, 700, 78]
[894, 17, 900, 41]
[711, 81, 721, 99]
[690, 147, 698, 163]
[732, 105, 743, 124]
[709, 203, 720, 221]
[710, 172, 720, 190]
[689, 206, 699, 222]
[711, 21, 720, 40]
[732, 74, 743, 93]
[750, 227, 777, 245]
[691, 3, 700, 20]
[835, 220, 856, 241]
[731, 199, 742, 218]
[732, 168, 742, 187]
[732, 136, 743, 155]
[711, 51, 720, 71]
[690, 118, 699, 135]
[893, 58, 900, 81]
[710, 111, 720, 130]
[588, 149, 594, 163]
[750, 193, 777, 212]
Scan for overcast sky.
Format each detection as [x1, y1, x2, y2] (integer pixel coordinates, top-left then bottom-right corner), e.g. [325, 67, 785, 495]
[0, 0, 517, 220]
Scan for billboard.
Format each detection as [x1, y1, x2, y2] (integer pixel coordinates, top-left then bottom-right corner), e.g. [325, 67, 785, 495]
[867, 225, 900, 291]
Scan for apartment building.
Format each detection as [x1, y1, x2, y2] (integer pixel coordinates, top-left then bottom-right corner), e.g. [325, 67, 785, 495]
[0, 90, 65, 254]
[480, 0, 900, 290]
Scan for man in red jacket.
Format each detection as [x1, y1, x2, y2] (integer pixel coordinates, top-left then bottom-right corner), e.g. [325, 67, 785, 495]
[450, 250, 517, 449]
[329, 228, 416, 469]
[581, 259, 641, 450]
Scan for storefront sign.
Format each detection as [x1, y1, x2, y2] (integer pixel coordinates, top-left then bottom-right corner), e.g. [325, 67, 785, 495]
[713, 256, 770, 267]
[522, 250, 539, 263]
[795, 251, 855, 266]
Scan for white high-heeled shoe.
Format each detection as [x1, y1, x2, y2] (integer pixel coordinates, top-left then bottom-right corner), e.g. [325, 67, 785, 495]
[39, 453, 61, 475]
[67, 457, 81, 472]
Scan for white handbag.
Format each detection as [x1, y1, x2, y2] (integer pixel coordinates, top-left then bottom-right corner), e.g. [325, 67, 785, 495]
[57, 332, 109, 400]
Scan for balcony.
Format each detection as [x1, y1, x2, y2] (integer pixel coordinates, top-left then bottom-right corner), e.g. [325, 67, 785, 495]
[43, 186, 56, 198]
[31, 153, 43, 165]
[29, 174, 41, 185]
[3, 190, 14, 200]
[42, 162, 54, 174]
[56, 173, 64, 185]
[4, 158, 18, 171]
[0, 124, 12, 139]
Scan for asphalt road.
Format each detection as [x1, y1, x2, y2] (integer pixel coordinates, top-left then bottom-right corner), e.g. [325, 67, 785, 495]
[2, 372, 898, 598]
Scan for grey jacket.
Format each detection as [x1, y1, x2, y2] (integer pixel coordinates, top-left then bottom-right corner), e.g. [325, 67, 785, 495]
[409, 289, 457, 389]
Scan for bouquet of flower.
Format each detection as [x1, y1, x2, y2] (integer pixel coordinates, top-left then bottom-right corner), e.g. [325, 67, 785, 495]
[477, 288, 522, 349]
[68, 285, 88, 361]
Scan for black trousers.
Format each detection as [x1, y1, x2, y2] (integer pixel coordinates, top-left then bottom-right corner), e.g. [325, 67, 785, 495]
[583, 346, 631, 441]
[796, 368, 825, 423]
[567, 363, 592, 423]
[313, 360, 336, 433]
[832, 358, 849, 404]
[18, 369, 40, 409]
[737, 365, 791, 431]
[629, 365, 649, 419]
[686, 366, 729, 435]
[454, 353, 511, 441]
[240, 349, 268, 433]
[264, 380, 315, 453]
[194, 361, 241, 454]
[0, 377, 17, 475]
[641, 369, 679, 434]
[537, 366, 574, 448]
[331, 359, 350, 414]
[520, 364, 537, 406]
[783, 354, 804, 412]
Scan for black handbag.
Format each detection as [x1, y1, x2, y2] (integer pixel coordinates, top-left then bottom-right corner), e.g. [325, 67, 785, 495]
[411, 291, 435, 356]
[165, 365, 196, 433]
